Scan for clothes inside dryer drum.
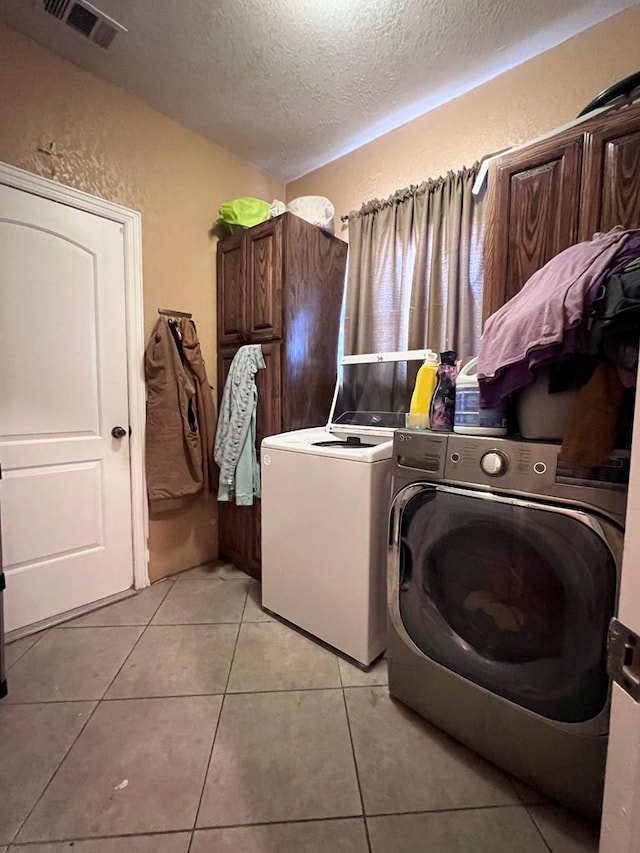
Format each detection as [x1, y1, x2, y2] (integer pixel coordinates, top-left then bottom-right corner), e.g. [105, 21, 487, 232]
[398, 487, 617, 723]
[428, 520, 566, 663]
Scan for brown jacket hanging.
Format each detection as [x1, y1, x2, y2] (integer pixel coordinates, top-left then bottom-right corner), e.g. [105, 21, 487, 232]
[144, 317, 204, 510]
[180, 318, 217, 492]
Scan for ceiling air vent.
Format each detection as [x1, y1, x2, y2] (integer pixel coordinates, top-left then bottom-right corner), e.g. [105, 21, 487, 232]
[35, 0, 127, 49]
[43, 0, 71, 19]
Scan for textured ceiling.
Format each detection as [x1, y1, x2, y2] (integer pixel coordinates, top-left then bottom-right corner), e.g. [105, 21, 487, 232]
[2, 0, 637, 181]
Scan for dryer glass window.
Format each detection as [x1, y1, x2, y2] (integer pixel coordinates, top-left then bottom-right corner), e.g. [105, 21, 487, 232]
[397, 487, 618, 723]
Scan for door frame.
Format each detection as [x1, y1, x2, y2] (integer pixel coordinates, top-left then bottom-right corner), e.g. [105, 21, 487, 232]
[0, 160, 149, 591]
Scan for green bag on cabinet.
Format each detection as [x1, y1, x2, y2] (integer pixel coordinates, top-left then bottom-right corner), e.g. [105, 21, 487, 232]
[217, 197, 271, 234]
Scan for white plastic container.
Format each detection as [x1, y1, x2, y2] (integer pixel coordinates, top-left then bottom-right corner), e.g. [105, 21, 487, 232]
[453, 357, 508, 436]
[287, 196, 335, 234]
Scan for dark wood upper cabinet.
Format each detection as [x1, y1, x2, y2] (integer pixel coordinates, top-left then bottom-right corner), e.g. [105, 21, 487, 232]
[216, 219, 284, 346]
[483, 100, 640, 322]
[281, 213, 347, 430]
[483, 136, 582, 320]
[246, 218, 283, 341]
[580, 107, 640, 240]
[216, 234, 246, 346]
[215, 213, 347, 578]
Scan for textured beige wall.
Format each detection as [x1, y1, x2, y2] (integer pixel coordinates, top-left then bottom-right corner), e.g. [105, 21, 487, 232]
[288, 5, 640, 235]
[0, 23, 283, 582]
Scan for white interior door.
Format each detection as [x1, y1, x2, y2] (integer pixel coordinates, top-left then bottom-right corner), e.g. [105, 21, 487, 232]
[0, 182, 134, 632]
[600, 389, 640, 851]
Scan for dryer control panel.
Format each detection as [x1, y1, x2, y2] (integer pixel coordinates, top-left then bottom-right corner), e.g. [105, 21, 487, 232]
[393, 430, 628, 524]
[445, 434, 561, 492]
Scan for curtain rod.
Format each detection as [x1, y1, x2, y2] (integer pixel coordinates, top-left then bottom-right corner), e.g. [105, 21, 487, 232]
[340, 162, 481, 223]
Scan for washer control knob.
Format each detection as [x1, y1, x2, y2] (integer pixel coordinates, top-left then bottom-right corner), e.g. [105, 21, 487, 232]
[480, 450, 509, 477]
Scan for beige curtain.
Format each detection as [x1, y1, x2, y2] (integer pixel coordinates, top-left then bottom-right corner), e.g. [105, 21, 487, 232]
[344, 165, 484, 358]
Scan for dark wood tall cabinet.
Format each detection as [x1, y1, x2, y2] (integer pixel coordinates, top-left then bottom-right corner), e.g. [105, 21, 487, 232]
[215, 212, 347, 578]
[483, 100, 640, 320]
[580, 106, 640, 240]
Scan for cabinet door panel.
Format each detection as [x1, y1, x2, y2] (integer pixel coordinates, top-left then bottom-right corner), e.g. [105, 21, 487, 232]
[581, 108, 640, 240]
[483, 136, 582, 320]
[218, 343, 282, 442]
[255, 342, 282, 447]
[281, 214, 346, 430]
[247, 218, 283, 341]
[216, 347, 251, 573]
[252, 342, 282, 572]
[217, 501, 254, 575]
[217, 235, 246, 346]
[216, 347, 235, 406]
[217, 343, 281, 470]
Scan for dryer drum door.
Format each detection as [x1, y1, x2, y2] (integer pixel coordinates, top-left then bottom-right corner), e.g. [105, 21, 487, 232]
[391, 484, 621, 725]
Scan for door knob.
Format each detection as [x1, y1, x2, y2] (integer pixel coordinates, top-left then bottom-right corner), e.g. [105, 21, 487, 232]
[111, 426, 127, 439]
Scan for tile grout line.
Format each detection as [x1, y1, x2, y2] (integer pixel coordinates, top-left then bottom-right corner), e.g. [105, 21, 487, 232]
[188, 802, 557, 839]
[187, 691, 224, 853]
[5, 630, 50, 673]
[98, 578, 177, 700]
[12, 680, 345, 701]
[340, 685, 372, 853]
[239, 579, 251, 622]
[7, 827, 193, 847]
[504, 774, 533, 810]
[6, 814, 371, 847]
[6, 698, 100, 846]
[190, 812, 366, 832]
[187, 584, 249, 852]
[8, 802, 547, 847]
[6, 581, 177, 845]
[3, 683, 383, 707]
[503, 772, 556, 851]
[218, 584, 248, 700]
[345, 802, 540, 819]
[522, 803, 554, 853]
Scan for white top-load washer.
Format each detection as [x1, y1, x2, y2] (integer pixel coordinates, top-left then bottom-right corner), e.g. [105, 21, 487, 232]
[260, 349, 432, 665]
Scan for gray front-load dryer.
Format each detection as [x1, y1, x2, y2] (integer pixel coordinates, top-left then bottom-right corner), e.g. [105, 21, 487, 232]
[387, 430, 628, 820]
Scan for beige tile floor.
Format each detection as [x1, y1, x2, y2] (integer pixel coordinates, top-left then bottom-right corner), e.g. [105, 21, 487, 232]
[0, 564, 601, 852]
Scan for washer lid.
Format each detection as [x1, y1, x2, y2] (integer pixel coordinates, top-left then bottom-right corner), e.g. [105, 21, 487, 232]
[327, 348, 435, 437]
[262, 427, 393, 462]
